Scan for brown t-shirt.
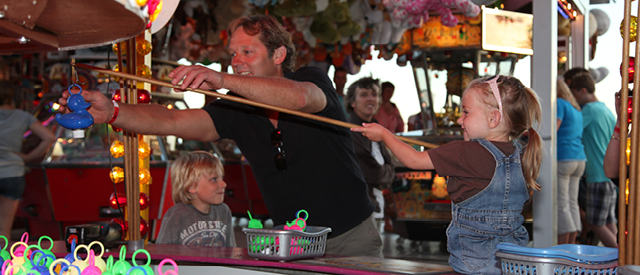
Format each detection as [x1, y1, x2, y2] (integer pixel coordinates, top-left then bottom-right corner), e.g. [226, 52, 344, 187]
[429, 140, 516, 203]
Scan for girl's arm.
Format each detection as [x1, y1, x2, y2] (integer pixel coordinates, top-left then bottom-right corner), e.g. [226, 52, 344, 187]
[352, 123, 434, 170]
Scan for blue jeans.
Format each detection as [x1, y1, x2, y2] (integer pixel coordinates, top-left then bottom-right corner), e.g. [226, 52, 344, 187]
[0, 176, 26, 200]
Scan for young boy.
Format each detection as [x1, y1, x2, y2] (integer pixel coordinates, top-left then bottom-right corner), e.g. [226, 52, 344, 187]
[156, 151, 236, 247]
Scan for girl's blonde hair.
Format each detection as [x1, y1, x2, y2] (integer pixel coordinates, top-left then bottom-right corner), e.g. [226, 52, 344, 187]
[557, 79, 580, 111]
[467, 76, 543, 191]
[170, 151, 224, 204]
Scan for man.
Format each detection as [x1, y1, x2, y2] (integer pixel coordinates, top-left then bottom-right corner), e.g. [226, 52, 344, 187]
[345, 77, 395, 231]
[569, 72, 617, 248]
[60, 15, 381, 257]
[333, 66, 348, 116]
[374, 82, 404, 133]
[563, 67, 588, 86]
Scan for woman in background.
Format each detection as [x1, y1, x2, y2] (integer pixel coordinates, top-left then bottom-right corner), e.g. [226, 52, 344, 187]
[556, 79, 586, 244]
[0, 83, 55, 240]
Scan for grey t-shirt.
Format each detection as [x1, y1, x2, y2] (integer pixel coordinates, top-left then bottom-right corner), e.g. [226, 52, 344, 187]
[0, 109, 37, 178]
[155, 203, 236, 247]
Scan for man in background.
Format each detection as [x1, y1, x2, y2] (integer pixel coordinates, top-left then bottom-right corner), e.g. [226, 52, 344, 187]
[569, 72, 617, 248]
[333, 66, 348, 116]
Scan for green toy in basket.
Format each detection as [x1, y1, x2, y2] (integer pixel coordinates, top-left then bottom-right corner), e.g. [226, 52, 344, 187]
[247, 211, 263, 229]
[248, 211, 272, 253]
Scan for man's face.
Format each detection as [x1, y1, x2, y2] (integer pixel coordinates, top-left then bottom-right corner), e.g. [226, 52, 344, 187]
[228, 27, 281, 77]
[570, 88, 586, 106]
[381, 87, 394, 102]
[351, 87, 380, 120]
[334, 71, 347, 91]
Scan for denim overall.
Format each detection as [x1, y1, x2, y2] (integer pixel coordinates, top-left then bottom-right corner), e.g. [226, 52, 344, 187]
[447, 139, 529, 275]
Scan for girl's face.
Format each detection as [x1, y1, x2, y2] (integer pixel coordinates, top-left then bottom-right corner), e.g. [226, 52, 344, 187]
[190, 170, 227, 213]
[457, 88, 493, 141]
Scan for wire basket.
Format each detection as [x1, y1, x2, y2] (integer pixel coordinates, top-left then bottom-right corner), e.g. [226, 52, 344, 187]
[497, 251, 618, 275]
[242, 225, 331, 261]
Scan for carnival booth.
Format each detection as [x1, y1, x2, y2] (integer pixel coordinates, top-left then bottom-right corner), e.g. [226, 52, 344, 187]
[0, 0, 628, 274]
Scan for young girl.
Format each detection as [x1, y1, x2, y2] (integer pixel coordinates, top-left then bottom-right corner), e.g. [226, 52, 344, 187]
[352, 75, 542, 275]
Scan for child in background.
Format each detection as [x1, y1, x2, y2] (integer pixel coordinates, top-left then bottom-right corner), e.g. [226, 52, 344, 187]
[352, 75, 542, 275]
[156, 151, 236, 247]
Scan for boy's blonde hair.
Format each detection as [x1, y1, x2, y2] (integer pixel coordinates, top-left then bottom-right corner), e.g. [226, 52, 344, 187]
[170, 151, 224, 204]
[466, 75, 543, 191]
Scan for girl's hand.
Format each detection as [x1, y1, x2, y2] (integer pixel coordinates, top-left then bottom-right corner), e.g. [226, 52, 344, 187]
[351, 123, 389, 142]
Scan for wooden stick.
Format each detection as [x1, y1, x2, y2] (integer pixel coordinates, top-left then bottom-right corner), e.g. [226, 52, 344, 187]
[125, 38, 142, 243]
[620, 0, 632, 265]
[75, 63, 439, 149]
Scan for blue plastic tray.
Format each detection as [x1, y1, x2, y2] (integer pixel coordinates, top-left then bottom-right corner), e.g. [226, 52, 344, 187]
[497, 243, 618, 263]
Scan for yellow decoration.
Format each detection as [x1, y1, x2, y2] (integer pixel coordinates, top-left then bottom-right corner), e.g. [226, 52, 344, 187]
[150, 0, 163, 22]
[110, 140, 125, 158]
[432, 176, 448, 198]
[110, 166, 124, 184]
[138, 140, 151, 159]
[137, 64, 152, 78]
[621, 16, 638, 42]
[137, 39, 152, 56]
[627, 138, 631, 166]
[140, 168, 152, 185]
[112, 42, 127, 56]
[136, 0, 148, 6]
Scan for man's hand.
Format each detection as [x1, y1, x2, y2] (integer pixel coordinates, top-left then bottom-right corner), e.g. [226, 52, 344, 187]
[58, 89, 114, 124]
[169, 65, 224, 92]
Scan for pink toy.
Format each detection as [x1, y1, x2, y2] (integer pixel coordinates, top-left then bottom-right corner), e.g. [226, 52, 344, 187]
[284, 210, 308, 232]
[158, 258, 179, 275]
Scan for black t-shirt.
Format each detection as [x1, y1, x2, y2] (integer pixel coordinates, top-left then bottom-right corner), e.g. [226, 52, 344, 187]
[203, 66, 374, 237]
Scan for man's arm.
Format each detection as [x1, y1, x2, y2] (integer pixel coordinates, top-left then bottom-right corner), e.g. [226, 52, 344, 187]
[59, 89, 219, 142]
[170, 65, 327, 114]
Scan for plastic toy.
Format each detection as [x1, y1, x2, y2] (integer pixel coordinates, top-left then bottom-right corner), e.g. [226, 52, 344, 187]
[64, 239, 77, 264]
[247, 211, 263, 229]
[86, 241, 107, 272]
[10, 241, 28, 267]
[157, 258, 178, 275]
[55, 84, 94, 138]
[0, 236, 10, 261]
[129, 249, 153, 275]
[81, 250, 102, 275]
[101, 256, 114, 275]
[49, 258, 82, 275]
[27, 249, 55, 275]
[284, 210, 309, 232]
[71, 244, 90, 272]
[37, 236, 56, 266]
[110, 246, 131, 275]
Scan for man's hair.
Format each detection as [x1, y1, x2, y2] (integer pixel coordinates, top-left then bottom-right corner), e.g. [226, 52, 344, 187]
[334, 66, 347, 74]
[568, 72, 596, 94]
[228, 15, 297, 72]
[557, 78, 580, 110]
[170, 151, 224, 204]
[563, 67, 589, 83]
[0, 81, 15, 105]
[381, 81, 395, 91]
[345, 77, 381, 115]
